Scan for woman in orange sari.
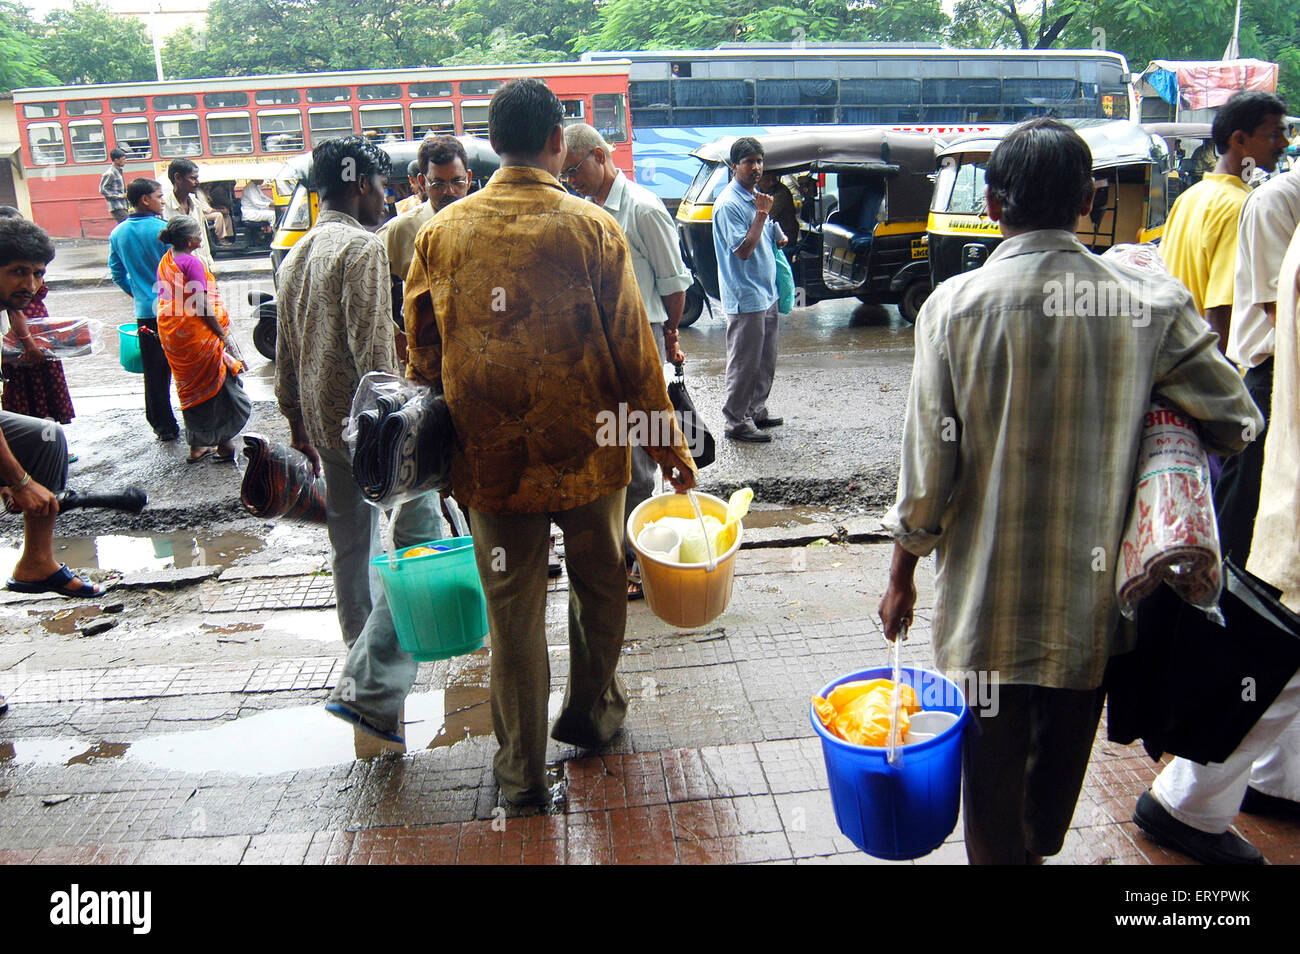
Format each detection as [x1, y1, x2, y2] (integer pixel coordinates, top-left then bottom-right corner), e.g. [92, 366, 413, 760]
[155, 216, 251, 462]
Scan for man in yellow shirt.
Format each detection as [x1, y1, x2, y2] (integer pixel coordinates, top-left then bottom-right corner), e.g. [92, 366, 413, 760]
[1159, 91, 1289, 352]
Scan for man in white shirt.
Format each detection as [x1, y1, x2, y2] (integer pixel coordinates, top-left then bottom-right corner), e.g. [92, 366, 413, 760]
[561, 123, 694, 597]
[161, 159, 218, 269]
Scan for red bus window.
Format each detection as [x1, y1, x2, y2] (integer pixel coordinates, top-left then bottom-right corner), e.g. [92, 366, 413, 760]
[255, 89, 300, 106]
[459, 80, 502, 96]
[69, 119, 107, 163]
[460, 102, 490, 137]
[410, 103, 454, 138]
[154, 94, 197, 111]
[409, 82, 454, 99]
[258, 110, 304, 152]
[66, 99, 103, 117]
[593, 93, 629, 143]
[111, 97, 147, 114]
[358, 84, 401, 101]
[204, 91, 249, 109]
[560, 99, 585, 127]
[155, 115, 202, 158]
[307, 87, 350, 104]
[207, 112, 254, 155]
[28, 123, 66, 164]
[112, 117, 152, 160]
[307, 106, 354, 146]
[359, 104, 404, 141]
[23, 103, 59, 119]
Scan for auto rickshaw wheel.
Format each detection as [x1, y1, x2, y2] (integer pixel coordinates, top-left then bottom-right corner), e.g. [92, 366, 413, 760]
[899, 279, 931, 323]
[253, 315, 277, 360]
[678, 280, 706, 329]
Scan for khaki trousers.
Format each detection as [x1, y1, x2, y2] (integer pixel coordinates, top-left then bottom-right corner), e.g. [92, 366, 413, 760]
[469, 488, 629, 802]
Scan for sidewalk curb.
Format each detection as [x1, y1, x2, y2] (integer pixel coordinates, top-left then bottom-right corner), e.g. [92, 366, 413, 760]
[50, 267, 269, 290]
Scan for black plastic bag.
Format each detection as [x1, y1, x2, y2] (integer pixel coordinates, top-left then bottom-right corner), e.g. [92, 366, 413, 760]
[1106, 559, 1300, 765]
[667, 361, 715, 470]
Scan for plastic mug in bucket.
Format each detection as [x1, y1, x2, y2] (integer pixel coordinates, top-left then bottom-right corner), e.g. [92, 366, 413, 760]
[118, 323, 143, 374]
[370, 536, 488, 661]
[811, 665, 969, 860]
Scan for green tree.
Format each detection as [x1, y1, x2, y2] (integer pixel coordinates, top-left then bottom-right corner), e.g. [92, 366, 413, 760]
[0, 2, 56, 92]
[441, 27, 566, 66]
[39, 0, 156, 85]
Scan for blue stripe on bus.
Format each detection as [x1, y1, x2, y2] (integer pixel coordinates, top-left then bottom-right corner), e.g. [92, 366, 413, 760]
[631, 125, 775, 200]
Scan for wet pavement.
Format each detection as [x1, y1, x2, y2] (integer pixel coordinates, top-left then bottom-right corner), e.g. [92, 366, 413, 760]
[2, 540, 1296, 865]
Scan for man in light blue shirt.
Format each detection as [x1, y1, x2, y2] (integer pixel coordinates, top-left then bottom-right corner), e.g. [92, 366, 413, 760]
[712, 137, 786, 442]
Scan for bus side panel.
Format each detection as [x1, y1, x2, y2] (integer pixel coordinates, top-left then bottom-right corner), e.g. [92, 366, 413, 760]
[25, 169, 120, 239]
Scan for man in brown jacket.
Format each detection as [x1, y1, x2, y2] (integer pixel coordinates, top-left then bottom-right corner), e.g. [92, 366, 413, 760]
[404, 78, 697, 805]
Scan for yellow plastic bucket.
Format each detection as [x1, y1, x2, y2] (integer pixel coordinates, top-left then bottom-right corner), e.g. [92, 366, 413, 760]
[628, 492, 743, 628]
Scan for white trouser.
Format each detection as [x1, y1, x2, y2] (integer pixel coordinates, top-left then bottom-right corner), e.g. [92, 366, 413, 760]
[1152, 667, 1300, 833]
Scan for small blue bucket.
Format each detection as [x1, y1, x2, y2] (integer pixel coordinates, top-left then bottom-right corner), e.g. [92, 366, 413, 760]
[811, 665, 969, 860]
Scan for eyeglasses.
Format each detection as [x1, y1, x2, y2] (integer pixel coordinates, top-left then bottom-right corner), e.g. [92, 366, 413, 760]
[427, 177, 468, 193]
[561, 150, 596, 181]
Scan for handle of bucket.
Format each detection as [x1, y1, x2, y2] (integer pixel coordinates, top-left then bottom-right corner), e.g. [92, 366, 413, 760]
[382, 500, 404, 570]
[887, 620, 908, 767]
[687, 489, 716, 572]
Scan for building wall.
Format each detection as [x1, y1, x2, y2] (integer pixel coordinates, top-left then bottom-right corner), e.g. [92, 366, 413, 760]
[0, 97, 34, 219]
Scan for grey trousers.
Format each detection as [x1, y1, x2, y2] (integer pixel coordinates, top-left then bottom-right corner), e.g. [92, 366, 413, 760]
[722, 301, 779, 432]
[0, 411, 67, 492]
[469, 488, 629, 802]
[319, 446, 444, 735]
[962, 683, 1105, 864]
[625, 331, 669, 561]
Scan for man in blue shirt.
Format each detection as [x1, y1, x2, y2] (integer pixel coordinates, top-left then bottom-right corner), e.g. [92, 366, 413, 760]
[712, 137, 787, 443]
[109, 178, 177, 441]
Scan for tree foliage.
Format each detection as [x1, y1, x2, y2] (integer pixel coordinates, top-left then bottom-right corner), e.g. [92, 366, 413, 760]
[0, 2, 56, 93]
[39, 0, 156, 85]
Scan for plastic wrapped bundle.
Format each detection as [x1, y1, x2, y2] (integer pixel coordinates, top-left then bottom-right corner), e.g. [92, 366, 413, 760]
[1116, 400, 1223, 618]
[346, 371, 456, 509]
[1, 316, 103, 361]
[239, 433, 328, 523]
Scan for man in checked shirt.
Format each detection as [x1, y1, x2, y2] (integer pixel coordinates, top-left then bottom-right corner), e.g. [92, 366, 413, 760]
[877, 119, 1261, 865]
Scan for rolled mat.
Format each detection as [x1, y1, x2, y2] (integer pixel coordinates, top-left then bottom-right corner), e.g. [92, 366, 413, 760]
[350, 390, 454, 504]
[239, 433, 328, 523]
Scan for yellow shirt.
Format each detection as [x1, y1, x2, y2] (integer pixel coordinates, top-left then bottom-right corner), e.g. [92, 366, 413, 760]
[377, 199, 434, 282]
[403, 166, 695, 515]
[1159, 173, 1252, 315]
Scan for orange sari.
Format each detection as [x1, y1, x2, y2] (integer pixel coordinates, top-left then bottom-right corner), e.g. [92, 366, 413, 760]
[155, 250, 243, 409]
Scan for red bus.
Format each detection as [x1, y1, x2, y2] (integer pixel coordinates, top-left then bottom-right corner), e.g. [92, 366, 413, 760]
[13, 60, 634, 239]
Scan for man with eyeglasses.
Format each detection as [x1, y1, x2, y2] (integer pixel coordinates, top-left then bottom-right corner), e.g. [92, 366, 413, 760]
[378, 135, 474, 351]
[561, 123, 693, 600]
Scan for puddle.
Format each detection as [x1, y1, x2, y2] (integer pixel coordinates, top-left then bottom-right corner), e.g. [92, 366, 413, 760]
[0, 531, 265, 577]
[29, 605, 107, 636]
[741, 505, 837, 530]
[0, 689, 564, 776]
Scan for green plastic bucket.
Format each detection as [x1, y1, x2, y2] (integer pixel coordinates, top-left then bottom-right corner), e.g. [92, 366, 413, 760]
[371, 536, 487, 661]
[118, 323, 143, 374]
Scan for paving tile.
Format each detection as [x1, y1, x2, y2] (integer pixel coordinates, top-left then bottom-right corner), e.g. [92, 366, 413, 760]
[202, 576, 336, 612]
[565, 752, 668, 812]
[135, 835, 251, 864]
[755, 738, 828, 794]
[607, 804, 677, 864]
[458, 815, 565, 865]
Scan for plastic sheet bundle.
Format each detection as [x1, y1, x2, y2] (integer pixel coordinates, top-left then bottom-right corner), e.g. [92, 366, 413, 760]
[1116, 399, 1223, 619]
[346, 372, 456, 509]
[1, 316, 103, 361]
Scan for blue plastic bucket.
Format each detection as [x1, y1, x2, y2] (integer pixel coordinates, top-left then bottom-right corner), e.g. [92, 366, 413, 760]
[118, 323, 143, 374]
[811, 665, 969, 860]
[370, 536, 488, 662]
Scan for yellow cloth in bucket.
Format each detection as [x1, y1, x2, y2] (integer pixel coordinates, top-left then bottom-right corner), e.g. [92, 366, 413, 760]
[813, 679, 920, 747]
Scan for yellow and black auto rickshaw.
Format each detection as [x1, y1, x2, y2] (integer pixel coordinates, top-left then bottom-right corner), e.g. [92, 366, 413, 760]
[928, 120, 1171, 287]
[1143, 122, 1214, 204]
[677, 129, 942, 323]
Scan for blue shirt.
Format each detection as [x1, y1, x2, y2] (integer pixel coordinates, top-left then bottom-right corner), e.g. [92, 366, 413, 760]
[711, 178, 780, 314]
[108, 213, 167, 319]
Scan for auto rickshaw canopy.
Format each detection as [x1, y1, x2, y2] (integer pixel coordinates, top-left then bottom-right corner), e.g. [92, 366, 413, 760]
[936, 119, 1169, 174]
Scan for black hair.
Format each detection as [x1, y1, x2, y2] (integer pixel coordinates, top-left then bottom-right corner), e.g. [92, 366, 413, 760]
[0, 218, 56, 267]
[1211, 91, 1288, 152]
[127, 177, 162, 207]
[110, 147, 127, 161]
[0, 206, 21, 219]
[168, 158, 198, 184]
[730, 137, 764, 166]
[158, 215, 201, 249]
[312, 136, 392, 201]
[418, 134, 469, 176]
[407, 159, 420, 177]
[985, 118, 1093, 231]
[488, 78, 563, 157]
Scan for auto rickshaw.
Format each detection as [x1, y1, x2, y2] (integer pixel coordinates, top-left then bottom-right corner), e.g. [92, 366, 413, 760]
[254, 137, 500, 357]
[677, 129, 941, 323]
[928, 120, 1170, 287]
[1142, 122, 1214, 203]
[154, 158, 288, 259]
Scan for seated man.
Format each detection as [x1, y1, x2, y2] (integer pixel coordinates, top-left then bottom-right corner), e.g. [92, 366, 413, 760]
[1, 218, 103, 608]
[240, 180, 275, 226]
